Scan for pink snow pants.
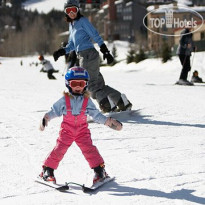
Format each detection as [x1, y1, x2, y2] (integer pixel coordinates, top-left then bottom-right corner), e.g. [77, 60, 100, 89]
[43, 95, 104, 169]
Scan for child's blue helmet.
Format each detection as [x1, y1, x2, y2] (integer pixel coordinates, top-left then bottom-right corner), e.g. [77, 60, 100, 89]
[65, 66, 89, 93]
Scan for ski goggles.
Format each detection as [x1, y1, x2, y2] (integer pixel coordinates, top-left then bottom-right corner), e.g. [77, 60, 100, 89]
[69, 80, 87, 88]
[64, 6, 79, 15]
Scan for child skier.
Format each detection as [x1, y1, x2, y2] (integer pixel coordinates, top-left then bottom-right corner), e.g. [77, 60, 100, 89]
[191, 70, 203, 83]
[39, 66, 122, 184]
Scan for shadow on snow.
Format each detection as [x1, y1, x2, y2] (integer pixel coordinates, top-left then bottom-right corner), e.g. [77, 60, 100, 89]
[94, 181, 205, 204]
[109, 110, 205, 129]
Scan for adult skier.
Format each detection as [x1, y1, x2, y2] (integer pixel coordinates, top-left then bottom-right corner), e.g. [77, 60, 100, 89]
[176, 22, 196, 85]
[53, 0, 132, 113]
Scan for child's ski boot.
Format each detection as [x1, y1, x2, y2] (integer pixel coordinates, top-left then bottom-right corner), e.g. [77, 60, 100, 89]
[39, 166, 56, 184]
[93, 163, 108, 184]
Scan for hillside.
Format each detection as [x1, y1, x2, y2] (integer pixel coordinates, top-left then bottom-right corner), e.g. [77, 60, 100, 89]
[23, 0, 194, 14]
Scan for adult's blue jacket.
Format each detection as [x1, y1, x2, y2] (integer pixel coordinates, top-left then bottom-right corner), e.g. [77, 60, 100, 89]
[64, 17, 104, 54]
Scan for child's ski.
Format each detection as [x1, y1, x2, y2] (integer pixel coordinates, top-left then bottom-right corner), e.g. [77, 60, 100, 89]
[35, 177, 69, 191]
[84, 176, 115, 192]
[35, 176, 115, 193]
[66, 177, 115, 193]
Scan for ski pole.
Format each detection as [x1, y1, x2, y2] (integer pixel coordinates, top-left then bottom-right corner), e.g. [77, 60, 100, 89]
[62, 64, 68, 76]
[188, 50, 195, 80]
[191, 51, 195, 70]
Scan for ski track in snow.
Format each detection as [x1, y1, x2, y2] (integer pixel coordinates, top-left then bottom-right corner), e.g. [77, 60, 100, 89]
[0, 52, 205, 204]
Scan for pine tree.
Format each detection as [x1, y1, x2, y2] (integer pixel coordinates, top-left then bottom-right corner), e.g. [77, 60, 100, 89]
[126, 48, 135, 64]
[111, 44, 118, 65]
[135, 48, 146, 63]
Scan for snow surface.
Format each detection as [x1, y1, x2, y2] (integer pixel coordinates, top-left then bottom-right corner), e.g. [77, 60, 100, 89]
[2, 1, 205, 204]
[0, 43, 205, 204]
[23, 0, 194, 14]
[23, 0, 65, 13]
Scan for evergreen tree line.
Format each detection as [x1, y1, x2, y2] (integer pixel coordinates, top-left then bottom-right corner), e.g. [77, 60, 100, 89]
[0, 4, 67, 57]
[127, 47, 147, 64]
[126, 42, 172, 64]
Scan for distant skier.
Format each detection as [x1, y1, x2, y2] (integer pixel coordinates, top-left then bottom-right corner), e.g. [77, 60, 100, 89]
[38, 55, 59, 80]
[39, 67, 122, 184]
[191, 70, 203, 83]
[53, 0, 132, 113]
[176, 21, 196, 86]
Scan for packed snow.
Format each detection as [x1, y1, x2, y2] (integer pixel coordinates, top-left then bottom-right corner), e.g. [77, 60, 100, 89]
[23, 0, 65, 13]
[23, 0, 194, 14]
[2, 1, 205, 204]
[0, 44, 205, 204]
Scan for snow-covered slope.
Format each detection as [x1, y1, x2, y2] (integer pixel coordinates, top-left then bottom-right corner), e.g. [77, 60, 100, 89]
[23, 0, 194, 14]
[23, 0, 65, 13]
[178, 0, 193, 6]
[0, 49, 205, 204]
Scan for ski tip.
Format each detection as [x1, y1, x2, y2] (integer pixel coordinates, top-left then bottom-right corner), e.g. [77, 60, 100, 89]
[56, 185, 69, 191]
[82, 185, 94, 193]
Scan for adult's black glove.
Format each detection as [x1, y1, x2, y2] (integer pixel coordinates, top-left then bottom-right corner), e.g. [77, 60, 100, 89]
[53, 48, 66, 61]
[100, 43, 114, 65]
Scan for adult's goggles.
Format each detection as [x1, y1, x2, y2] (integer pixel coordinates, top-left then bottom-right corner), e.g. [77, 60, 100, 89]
[64, 6, 79, 15]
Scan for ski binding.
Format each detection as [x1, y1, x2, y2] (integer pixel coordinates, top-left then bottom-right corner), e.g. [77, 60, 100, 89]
[66, 176, 115, 193]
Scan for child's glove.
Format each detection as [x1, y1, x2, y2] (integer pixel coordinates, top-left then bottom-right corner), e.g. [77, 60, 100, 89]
[39, 114, 49, 131]
[105, 117, 123, 131]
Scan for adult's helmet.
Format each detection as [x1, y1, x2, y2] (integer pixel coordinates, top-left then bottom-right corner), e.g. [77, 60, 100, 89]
[65, 66, 89, 93]
[38, 55, 44, 61]
[64, 0, 79, 9]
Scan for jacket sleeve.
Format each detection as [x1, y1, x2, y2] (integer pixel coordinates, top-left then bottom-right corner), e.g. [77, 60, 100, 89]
[46, 96, 67, 120]
[86, 98, 107, 124]
[64, 25, 75, 54]
[81, 17, 104, 47]
[65, 39, 75, 54]
[179, 34, 187, 49]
